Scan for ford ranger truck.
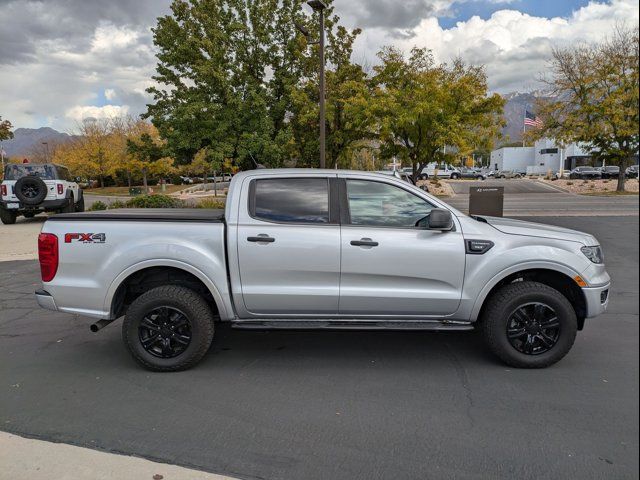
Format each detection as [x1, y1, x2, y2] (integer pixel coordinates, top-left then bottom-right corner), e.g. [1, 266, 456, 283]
[34, 169, 610, 371]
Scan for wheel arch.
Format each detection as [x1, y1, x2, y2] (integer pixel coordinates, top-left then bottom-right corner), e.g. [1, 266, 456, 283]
[471, 266, 587, 330]
[105, 260, 229, 321]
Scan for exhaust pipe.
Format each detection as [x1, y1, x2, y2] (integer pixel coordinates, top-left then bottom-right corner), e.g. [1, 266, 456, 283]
[90, 319, 115, 333]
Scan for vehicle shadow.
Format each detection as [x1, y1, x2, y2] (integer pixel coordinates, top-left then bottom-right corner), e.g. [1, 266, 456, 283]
[203, 323, 499, 370]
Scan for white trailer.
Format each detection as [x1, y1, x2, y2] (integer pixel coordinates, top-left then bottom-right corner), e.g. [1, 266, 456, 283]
[490, 147, 535, 172]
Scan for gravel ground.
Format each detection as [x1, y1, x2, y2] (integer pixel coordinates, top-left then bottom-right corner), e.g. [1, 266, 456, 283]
[540, 178, 639, 194]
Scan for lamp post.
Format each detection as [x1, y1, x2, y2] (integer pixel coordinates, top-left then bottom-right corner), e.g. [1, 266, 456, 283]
[306, 0, 327, 168]
[42, 142, 50, 163]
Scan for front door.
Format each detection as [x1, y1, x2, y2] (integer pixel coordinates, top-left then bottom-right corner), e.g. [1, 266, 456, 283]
[339, 178, 465, 316]
[237, 176, 340, 316]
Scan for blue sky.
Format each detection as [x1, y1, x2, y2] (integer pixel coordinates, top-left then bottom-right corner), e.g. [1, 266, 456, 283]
[440, 0, 592, 28]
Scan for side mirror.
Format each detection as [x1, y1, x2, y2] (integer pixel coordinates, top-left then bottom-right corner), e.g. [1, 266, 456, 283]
[426, 208, 454, 231]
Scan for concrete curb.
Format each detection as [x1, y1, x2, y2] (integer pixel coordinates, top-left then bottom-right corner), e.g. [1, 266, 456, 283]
[0, 431, 238, 480]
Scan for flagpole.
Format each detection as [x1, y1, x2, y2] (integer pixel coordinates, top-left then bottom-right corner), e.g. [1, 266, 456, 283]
[522, 107, 526, 147]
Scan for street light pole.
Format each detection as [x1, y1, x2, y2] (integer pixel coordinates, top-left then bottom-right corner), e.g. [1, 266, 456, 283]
[42, 142, 49, 163]
[307, 1, 327, 168]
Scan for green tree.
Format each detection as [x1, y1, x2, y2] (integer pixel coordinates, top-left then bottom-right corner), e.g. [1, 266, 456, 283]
[145, 0, 362, 169]
[0, 116, 13, 142]
[127, 130, 166, 194]
[533, 26, 639, 191]
[368, 47, 505, 178]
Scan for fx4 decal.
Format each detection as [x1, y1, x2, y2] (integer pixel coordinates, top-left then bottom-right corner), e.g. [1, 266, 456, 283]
[65, 233, 106, 244]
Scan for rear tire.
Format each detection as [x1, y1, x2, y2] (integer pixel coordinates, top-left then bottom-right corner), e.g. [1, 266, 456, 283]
[480, 281, 577, 368]
[0, 208, 17, 225]
[123, 285, 215, 371]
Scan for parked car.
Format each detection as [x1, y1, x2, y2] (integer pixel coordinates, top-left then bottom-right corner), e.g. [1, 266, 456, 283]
[416, 163, 461, 180]
[569, 166, 601, 180]
[179, 176, 194, 185]
[458, 167, 486, 180]
[495, 170, 523, 179]
[35, 169, 610, 371]
[1, 163, 84, 225]
[625, 165, 638, 179]
[600, 166, 620, 179]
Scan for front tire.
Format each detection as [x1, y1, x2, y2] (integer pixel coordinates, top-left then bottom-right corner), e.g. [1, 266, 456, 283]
[123, 285, 215, 371]
[480, 281, 577, 368]
[61, 194, 75, 213]
[75, 196, 85, 212]
[0, 208, 17, 225]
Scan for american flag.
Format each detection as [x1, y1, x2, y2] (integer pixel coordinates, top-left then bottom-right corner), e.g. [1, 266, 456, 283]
[524, 110, 543, 128]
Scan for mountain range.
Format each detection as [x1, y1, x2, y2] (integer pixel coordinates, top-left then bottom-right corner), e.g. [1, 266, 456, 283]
[1, 92, 543, 159]
[1, 127, 73, 159]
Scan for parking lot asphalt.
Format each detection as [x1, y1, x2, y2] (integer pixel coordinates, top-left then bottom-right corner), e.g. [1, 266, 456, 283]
[1, 216, 638, 480]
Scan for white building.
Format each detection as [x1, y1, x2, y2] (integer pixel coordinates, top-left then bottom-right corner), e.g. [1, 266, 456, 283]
[491, 139, 593, 174]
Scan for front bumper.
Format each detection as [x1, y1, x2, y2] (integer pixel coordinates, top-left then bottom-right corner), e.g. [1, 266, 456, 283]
[1, 198, 71, 211]
[35, 289, 58, 311]
[582, 283, 610, 318]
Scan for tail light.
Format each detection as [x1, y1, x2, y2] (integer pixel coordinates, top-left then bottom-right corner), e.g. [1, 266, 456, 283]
[57, 184, 64, 194]
[0, 184, 6, 197]
[38, 233, 59, 282]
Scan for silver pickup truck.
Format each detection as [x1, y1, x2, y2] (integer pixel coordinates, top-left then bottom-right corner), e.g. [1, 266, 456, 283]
[35, 169, 610, 371]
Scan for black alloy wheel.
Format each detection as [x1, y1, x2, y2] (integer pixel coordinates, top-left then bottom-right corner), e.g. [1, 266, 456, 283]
[123, 285, 215, 371]
[480, 281, 577, 368]
[138, 306, 192, 358]
[506, 303, 560, 355]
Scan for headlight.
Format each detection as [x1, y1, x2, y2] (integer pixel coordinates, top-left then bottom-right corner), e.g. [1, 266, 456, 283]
[581, 246, 604, 264]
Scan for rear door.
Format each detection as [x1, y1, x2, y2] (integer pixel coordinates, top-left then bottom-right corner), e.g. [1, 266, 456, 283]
[236, 176, 341, 316]
[338, 177, 466, 316]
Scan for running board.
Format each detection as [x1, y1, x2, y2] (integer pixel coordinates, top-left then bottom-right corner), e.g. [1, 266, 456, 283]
[231, 319, 473, 331]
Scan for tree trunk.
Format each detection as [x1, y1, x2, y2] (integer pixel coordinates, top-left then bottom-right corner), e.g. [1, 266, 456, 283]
[617, 171, 625, 192]
[142, 168, 148, 195]
[99, 175, 104, 189]
[127, 171, 132, 188]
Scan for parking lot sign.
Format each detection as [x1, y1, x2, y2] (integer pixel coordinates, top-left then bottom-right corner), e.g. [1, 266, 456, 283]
[469, 186, 504, 217]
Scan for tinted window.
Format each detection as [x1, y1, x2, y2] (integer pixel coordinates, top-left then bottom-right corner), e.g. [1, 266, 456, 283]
[253, 178, 329, 223]
[346, 180, 434, 227]
[3, 164, 57, 180]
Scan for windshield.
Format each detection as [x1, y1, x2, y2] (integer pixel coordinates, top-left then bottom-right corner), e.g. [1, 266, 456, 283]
[3, 164, 57, 180]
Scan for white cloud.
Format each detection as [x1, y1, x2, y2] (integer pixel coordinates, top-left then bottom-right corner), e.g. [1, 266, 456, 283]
[353, 0, 639, 92]
[65, 105, 130, 122]
[104, 89, 117, 101]
[91, 24, 140, 52]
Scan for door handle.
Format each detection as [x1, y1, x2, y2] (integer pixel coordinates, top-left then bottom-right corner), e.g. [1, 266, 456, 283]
[350, 239, 378, 247]
[247, 235, 275, 243]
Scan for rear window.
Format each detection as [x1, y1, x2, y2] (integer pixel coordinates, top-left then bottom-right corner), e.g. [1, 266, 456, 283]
[251, 178, 330, 224]
[3, 164, 57, 180]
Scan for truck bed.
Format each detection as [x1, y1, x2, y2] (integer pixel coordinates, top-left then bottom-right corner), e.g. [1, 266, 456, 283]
[48, 208, 225, 222]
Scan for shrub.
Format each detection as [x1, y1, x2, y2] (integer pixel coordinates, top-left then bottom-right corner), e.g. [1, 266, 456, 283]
[125, 195, 184, 209]
[88, 201, 108, 211]
[197, 198, 226, 209]
[109, 200, 127, 209]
